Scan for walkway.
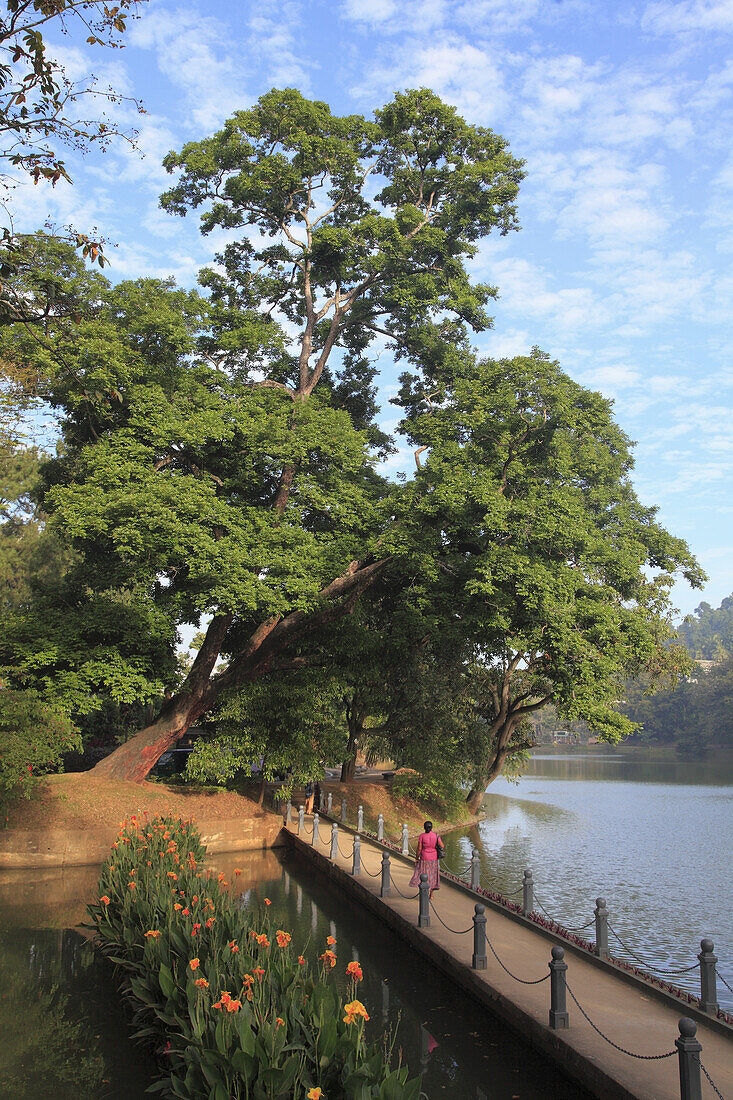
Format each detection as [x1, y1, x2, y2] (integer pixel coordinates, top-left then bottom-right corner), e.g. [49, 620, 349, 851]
[284, 817, 732, 1100]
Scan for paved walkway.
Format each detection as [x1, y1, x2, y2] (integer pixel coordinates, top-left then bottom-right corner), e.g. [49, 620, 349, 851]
[286, 819, 732, 1100]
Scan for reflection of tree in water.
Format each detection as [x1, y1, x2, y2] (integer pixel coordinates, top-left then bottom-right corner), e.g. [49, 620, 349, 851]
[0, 932, 106, 1097]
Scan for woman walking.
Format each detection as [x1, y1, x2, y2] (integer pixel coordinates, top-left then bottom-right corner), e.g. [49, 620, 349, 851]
[409, 820, 444, 898]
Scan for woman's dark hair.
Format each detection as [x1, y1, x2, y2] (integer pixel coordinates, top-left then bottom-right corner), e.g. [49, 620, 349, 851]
[424, 820, 433, 832]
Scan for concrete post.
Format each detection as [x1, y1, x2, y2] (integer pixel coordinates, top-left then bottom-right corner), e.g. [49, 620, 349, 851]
[676, 1018, 703, 1100]
[357, 804, 364, 832]
[418, 873, 430, 927]
[285, 801, 292, 824]
[381, 851, 391, 897]
[472, 904, 487, 970]
[352, 834, 361, 877]
[311, 812, 320, 847]
[298, 805, 304, 834]
[377, 813, 384, 841]
[471, 849, 480, 890]
[341, 798, 347, 823]
[522, 869, 534, 916]
[549, 945, 569, 1029]
[330, 822, 338, 861]
[594, 897, 609, 958]
[319, 789, 326, 812]
[327, 792, 333, 815]
[401, 823, 409, 855]
[698, 939, 719, 1014]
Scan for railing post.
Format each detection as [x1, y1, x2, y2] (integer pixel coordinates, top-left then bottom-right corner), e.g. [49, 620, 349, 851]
[471, 849, 480, 890]
[285, 801, 292, 824]
[319, 789, 326, 811]
[594, 897, 609, 958]
[330, 822, 338, 861]
[377, 813, 384, 841]
[311, 812, 320, 847]
[298, 805, 304, 834]
[549, 946, 569, 1029]
[357, 804, 364, 832]
[522, 869, 534, 916]
[418, 873, 430, 927]
[327, 792, 333, 815]
[340, 798, 347, 823]
[381, 852, 391, 897]
[352, 834, 361, 876]
[472, 904, 487, 970]
[676, 1018, 702, 1100]
[698, 939, 719, 1014]
[401, 823, 409, 855]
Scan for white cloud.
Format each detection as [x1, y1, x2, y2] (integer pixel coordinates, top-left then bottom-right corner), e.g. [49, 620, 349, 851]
[642, 0, 733, 35]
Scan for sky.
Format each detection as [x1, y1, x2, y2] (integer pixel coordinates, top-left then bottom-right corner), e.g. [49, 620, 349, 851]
[10, 0, 733, 619]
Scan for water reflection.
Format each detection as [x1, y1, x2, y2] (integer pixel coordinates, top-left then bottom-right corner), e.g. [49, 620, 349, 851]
[443, 752, 733, 1009]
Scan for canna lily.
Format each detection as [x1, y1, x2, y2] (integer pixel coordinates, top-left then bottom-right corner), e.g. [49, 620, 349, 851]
[276, 930, 291, 948]
[255, 932, 269, 948]
[326, 936, 336, 946]
[174, 903, 183, 911]
[234, 868, 242, 877]
[343, 999, 370, 1025]
[205, 917, 216, 929]
[144, 930, 161, 939]
[264, 897, 271, 906]
[192, 923, 201, 936]
[346, 961, 363, 982]
[127, 881, 137, 890]
[276, 1017, 285, 1028]
[253, 966, 265, 979]
[229, 941, 239, 953]
[194, 978, 209, 989]
[307, 1089, 323, 1100]
[99, 896, 110, 906]
[189, 958, 200, 971]
[181, 907, 190, 916]
[319, 950, 336, 969]
[298, 955, 306, 965]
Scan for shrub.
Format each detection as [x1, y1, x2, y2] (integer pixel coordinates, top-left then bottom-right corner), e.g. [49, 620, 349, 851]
[0, 687, 80, 800]
[88, 814, 422, 1099]
[390, 770, 464, 817]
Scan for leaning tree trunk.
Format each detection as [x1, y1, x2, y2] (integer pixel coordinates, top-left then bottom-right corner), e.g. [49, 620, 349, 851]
[90, 560, 389, 783]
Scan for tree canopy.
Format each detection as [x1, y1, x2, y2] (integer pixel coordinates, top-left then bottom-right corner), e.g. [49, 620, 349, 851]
[0, 87, 705, 796]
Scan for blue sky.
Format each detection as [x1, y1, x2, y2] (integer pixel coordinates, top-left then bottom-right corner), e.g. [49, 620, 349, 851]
[13, 0, 733, 619]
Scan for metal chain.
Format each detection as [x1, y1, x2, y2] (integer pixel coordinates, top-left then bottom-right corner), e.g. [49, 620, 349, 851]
[697, 1057, 726, 1100]
[607, 923, 700, 975]
[484, 931, 550, 985]
[360, 860, 382, 878]
[565, 984, 676, 1060]
[533, 892, 596, 932]
[480, 872, 523, 897]
[336, 837, 354, 861]
[715, 968, 733, 995]
[388, 871, 419, 901]
[428, 897, 473, 935]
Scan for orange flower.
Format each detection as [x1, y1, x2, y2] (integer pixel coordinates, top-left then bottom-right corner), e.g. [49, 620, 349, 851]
[129, 869, 136, 876]
[343, 999, 370, 1025]
[189, 958, 200, 971]
[192, 895, 198, 903]
[166, 872, 178, 880]
[276, 1017, 285, 1028]
[205, 917, 216, 929]
[174, 903, 183, 911]
[326, 936, 336, 946]
[194, 977, 209, 990]
[298, 955, 306, 965]
[255, 932, 269, 948]
[192, 923, 201, 936]
[99, 896, 110, 906]
[253, 966, 265, 979]
[319, 950, 336, 969]
[264, 898, 271, 906]
[276, 930, 291, 948]
[182, 907, 190, 916]
[229, 941, 239, 953]
[144, 930, 161, 939]
[234, 868, 242, 877]
[127, 881, 137, 890]
[346, 961, 363, 982]
[307, 1089, 323, 1100]
[225, 998, 242, 1013]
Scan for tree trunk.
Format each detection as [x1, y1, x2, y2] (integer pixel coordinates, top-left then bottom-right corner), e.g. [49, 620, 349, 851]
[90, 559, 389, 783]
[340, 714, 363, 782]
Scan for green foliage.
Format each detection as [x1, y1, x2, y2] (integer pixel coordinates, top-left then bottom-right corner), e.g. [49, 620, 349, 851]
[0, 686, 80, 799]
[677, 595, 733, 660]
[183, 738, 256, 786]
[89, 815, 421, 1099]
[389, 771, 464, 817]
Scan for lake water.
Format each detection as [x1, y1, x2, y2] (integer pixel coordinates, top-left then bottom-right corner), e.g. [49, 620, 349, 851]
[0, 848, 589, 1099]
[442, 751, 733, 1010]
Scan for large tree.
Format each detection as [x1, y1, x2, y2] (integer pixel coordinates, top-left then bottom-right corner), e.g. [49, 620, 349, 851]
[1, 88, 525, 780]
[392, 348, 704, 809]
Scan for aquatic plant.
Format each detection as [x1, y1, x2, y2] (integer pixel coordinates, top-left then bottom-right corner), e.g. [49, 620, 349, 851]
[89, 813, 421, 1099]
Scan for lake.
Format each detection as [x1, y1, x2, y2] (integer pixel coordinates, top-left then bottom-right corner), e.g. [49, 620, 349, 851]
[441, 751, 733, 1010]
